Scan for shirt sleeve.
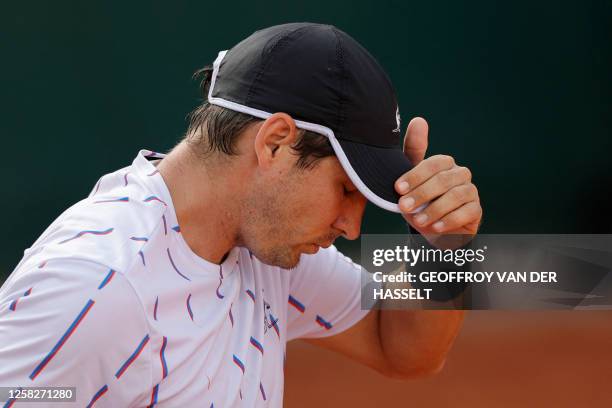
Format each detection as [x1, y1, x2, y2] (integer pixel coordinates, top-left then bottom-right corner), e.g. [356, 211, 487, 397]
[286, 245, 377, 341]
[0, 258, 152, 408]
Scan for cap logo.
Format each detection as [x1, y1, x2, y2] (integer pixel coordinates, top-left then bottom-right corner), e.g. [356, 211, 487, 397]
[393, 106, 402, 133]
[393, 106, 401, 133]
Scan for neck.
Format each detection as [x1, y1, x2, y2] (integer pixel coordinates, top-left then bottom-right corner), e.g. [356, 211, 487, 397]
[157, 142, 241, 264]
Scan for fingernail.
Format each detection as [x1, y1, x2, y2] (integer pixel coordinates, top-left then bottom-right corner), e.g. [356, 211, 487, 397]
[414, 213, 428, 225]
[401, 197, 415, 210]
[398, 181, 409, 194]
[433, 221, 444, 231]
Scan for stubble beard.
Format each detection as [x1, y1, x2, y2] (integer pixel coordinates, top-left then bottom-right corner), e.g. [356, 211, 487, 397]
[260, 243, 301, 269]
[239, 183, 303, 269]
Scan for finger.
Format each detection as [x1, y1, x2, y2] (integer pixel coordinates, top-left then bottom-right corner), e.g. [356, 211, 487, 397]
[395, 155, 457, 196]
[410, 183, 479, 227]
[399, 167, 472, 213]
[430, 201, 483, 233]
[403, 117, 429, 166]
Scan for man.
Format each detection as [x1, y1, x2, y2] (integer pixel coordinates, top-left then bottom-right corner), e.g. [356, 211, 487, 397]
[0, 23, 481, 407]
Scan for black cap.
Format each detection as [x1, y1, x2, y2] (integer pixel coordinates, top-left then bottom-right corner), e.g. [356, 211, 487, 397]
[208, 22, 411, 213]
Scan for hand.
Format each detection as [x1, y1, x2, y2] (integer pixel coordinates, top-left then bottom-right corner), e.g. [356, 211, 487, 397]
[394, 117, 482, 240]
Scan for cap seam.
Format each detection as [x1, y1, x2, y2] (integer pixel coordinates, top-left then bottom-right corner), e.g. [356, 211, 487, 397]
[246, 25, 312, 106]
[331, 27, 347, 139]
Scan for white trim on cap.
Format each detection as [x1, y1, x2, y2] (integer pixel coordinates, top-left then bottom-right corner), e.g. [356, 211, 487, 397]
[207, 50, 416, 214]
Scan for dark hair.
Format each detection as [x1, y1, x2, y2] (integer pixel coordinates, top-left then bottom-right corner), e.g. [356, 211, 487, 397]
[185, 66, 335, 169]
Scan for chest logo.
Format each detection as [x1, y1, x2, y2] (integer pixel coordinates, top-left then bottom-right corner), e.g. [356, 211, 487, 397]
[263, 298, 280, 338]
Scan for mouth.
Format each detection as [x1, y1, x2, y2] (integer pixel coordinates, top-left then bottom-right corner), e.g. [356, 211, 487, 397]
[316, 236, 338, 249]
[302, 235, 338, 254]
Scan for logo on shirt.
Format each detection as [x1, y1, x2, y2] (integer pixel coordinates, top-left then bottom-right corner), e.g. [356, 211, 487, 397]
[263, 299, 278, 334]
[258, 289, 278, 339]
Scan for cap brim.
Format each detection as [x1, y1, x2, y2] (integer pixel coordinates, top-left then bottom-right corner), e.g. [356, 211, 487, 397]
[335, 139, 413, 213]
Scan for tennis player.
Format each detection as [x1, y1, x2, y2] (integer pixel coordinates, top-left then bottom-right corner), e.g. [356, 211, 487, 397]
[0, 23, 481, 407]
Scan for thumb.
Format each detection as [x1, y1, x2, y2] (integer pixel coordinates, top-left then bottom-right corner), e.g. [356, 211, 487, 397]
[403, 117, 429, 166]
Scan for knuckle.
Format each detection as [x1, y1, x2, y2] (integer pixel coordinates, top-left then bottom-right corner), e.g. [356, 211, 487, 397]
[441, 155, 455, 167]
[444, 201, 482, 229]
[429, 162, 442, 174]
[457, 204, 474, 220]
[469, 183, 479, 198]
[449, 186, 466, 202]
[460, 166, 472, 180]
[430, 155, 454, 172]
[438, 170, 454, 188]
[463, 201, 481, 221]
[473, 201, 483, 218]
[428, 155, 445, 172]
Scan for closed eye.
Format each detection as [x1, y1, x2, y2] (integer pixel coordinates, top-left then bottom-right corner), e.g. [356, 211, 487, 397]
[343, 184, 358, 195]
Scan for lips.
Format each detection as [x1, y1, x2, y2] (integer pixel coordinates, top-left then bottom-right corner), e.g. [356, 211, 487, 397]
[306, 235, 338, 253]
[318, 237, 339, 248]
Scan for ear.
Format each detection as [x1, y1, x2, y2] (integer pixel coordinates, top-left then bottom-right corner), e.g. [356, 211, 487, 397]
[253, 112, 299, 169]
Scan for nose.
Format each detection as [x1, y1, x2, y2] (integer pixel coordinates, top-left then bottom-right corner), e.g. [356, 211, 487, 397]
[332, 194, 367, 240]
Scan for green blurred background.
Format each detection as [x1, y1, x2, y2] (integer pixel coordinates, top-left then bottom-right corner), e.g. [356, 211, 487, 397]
[3, 2, 612, 407]
[2, 0, 610, 274]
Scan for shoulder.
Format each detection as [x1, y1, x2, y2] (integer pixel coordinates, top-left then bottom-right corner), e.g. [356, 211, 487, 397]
[0, 258, 152, 403]
[1, 257, 149, 344]
[23, 179, 169, 274]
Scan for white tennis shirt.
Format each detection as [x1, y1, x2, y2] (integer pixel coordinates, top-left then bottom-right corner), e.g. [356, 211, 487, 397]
[0, 150, 372, 407]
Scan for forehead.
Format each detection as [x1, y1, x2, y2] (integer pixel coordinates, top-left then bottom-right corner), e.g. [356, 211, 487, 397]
[311, 156, 354, 185]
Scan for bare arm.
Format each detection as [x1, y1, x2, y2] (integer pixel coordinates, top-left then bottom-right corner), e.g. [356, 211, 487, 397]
[378, 309, 465, 377]
[306, 307, 464, 379]
[305, 117, 479, 379]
